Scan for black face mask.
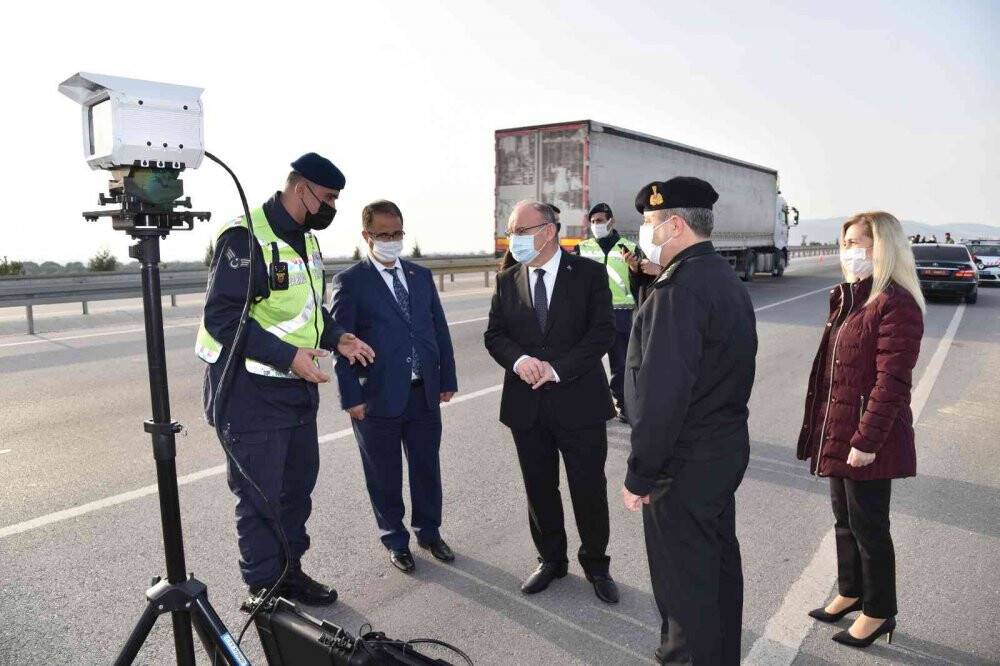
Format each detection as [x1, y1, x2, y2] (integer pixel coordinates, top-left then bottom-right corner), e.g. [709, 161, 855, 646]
[301, 184, 337, 230]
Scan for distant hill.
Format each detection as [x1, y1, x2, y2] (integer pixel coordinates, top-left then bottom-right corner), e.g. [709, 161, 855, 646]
[790, 218, 1000, 246]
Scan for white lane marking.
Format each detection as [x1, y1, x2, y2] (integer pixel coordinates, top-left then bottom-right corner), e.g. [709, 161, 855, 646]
[447, 316, 489, 326]
[0, 465, 224, 540]
[742, 530, 838, 665]
[743, 303, 967, 665]
[0, 383, 503, 539]
[909, 304, 965, 423]
[432, 562, 658, 664]
[0, 321, 201, 349]
[0, 312, 490, 350]
[754, 284, 839, 313]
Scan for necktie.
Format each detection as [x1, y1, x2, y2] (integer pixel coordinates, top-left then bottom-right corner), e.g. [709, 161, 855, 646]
[386, 268, 422, 378]
[533, 268, 548, 330]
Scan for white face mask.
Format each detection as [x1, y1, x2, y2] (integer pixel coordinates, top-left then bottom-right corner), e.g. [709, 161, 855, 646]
[372, 239, 404, 263]
[591, 222, 611, 239]
[639, 220, 676, 265]
[840, 246, 873, 279]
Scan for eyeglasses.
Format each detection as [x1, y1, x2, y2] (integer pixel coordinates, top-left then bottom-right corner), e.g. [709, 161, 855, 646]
[371, 230, 406, 242]
[507, 222, 549, 237]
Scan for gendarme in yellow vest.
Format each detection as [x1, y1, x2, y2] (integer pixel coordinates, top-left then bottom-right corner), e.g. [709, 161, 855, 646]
[195, 206, 325, 379]
[577, 236, 637, 308]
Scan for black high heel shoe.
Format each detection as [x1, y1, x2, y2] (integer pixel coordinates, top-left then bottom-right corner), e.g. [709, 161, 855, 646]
[807, 597, 863, 623]
[832, 616, 896, 648]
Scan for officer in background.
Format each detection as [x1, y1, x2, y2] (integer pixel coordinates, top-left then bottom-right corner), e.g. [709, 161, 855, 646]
[623, 177, 757, 664]
[574, 203, 638, 422]
[196, 153, 374, 607]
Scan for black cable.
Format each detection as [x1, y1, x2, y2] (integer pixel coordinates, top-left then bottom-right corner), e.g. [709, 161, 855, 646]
[203, 151, 293, 653]
[405, 638, 475, 665]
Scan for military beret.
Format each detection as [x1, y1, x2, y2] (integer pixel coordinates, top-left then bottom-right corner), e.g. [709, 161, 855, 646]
[290, 152, 346, 190]
[588, 202, 613, 219]
[634, 176, 719, 213]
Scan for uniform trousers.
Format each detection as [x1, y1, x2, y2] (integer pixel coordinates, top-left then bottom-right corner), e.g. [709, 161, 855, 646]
[226, 422, 319, 587]
[511, 392, 611, 575]
[829, 477, 896, 618]
[643, 444, 749, 665]
[608, 308, 633, 410]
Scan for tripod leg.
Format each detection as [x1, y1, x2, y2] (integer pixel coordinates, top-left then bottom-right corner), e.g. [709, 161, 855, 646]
[191, 597, 252, 666]
[171, 609, 197, 666]
[113, 603, 161, 666]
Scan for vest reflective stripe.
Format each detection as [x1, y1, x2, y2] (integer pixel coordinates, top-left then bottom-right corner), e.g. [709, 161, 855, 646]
[578, 237, 636, 307]
[194, 206, 325, 379]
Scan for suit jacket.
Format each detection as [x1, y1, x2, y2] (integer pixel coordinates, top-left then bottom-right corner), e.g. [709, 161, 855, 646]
[331, 257, 458, 418]
[484, 251, 616, 430]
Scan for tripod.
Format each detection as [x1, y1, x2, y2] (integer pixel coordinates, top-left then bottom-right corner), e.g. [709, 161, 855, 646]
[83, 168, 251, 666]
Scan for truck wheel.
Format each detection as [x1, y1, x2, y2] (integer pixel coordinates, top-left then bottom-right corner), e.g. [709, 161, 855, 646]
[771, 250, 785, 277]
[741, 250, 756, 282]
[965, 290, 977, 305]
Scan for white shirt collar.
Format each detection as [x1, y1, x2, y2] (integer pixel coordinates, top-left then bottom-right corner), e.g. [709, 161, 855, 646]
[531, 247, 562, 276]
[369, 254, 403, 273]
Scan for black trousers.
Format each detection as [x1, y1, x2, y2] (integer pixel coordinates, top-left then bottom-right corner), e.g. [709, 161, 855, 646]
[510, 393, 611, 575]
[608, 309, 633, 409]
[643, 445, 748, 666]
[830, 477, 896, 618]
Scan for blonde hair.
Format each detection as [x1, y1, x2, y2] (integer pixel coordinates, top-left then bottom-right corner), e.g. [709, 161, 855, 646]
[841, 211, 926, 313]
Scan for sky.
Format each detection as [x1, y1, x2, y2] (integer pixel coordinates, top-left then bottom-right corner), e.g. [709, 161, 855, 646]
[1, 0, 996, 263]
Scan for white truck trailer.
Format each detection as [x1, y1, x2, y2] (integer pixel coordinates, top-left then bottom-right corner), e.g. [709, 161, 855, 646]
[494, 120, 798, 279]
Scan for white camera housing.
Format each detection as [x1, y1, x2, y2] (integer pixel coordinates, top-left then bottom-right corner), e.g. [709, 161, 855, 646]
[58, 72, 205, 171]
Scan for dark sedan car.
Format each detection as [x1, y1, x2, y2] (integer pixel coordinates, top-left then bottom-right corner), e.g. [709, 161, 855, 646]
[912, 244, 978, 304]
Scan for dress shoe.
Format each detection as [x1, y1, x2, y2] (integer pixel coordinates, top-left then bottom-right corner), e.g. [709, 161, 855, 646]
[832, 616, 896, 648]
[585, 573, 620, 604]
[284, 568, 338, 606]
[390, 548, 416, 573]
[808, 597, 862, 623]
[520, 561, 568, 594]
[418, 538, 455, 562]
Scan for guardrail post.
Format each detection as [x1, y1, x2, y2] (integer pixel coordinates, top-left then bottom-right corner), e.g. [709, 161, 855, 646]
[450, 273, 454, 282]
[170, 294, 177, 307]
[484, 270, 490, 288]
[82, 301, 88, 315]
[438, 273, 445, 292]
[26, 305, 34, 335]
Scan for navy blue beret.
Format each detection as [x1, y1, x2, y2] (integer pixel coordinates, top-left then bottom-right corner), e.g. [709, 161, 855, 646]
[290, 152, 346, 190]
[588, 202, 613, 219]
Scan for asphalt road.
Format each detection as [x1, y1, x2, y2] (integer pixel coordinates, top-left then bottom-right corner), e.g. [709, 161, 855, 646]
[1, 257, 998, 665]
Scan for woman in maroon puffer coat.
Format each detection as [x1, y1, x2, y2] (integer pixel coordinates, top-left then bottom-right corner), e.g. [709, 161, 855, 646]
[796, 211, 925, 648]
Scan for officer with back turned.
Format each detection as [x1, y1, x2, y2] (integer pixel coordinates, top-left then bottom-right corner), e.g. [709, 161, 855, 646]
[574, 202, 639, 422]
[622, 177, 757, 664]
[196, 153, 374, 608]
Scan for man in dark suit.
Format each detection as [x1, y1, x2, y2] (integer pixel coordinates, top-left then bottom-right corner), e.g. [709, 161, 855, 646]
[623, 178, 757, 665]
[332, 200, 458, 574]
[484, 200, 619, 603]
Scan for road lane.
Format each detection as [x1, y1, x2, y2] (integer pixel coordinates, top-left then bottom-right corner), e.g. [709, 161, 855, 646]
[2, 260, 998, 665]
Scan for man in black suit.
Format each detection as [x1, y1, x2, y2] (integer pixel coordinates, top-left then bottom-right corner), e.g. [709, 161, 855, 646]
[484, 200, 619, 604]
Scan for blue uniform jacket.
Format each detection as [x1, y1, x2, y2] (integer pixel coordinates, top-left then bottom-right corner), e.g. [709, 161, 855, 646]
[331, 257, 457, 418]
[202, 193, 344, 432]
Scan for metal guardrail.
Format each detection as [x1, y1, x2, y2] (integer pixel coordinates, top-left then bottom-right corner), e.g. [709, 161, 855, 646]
[0, 257, 499, 334]
[1, 247, 837, 335]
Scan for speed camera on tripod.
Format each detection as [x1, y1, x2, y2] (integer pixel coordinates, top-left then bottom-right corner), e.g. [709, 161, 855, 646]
[58, 72, 205, 171]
